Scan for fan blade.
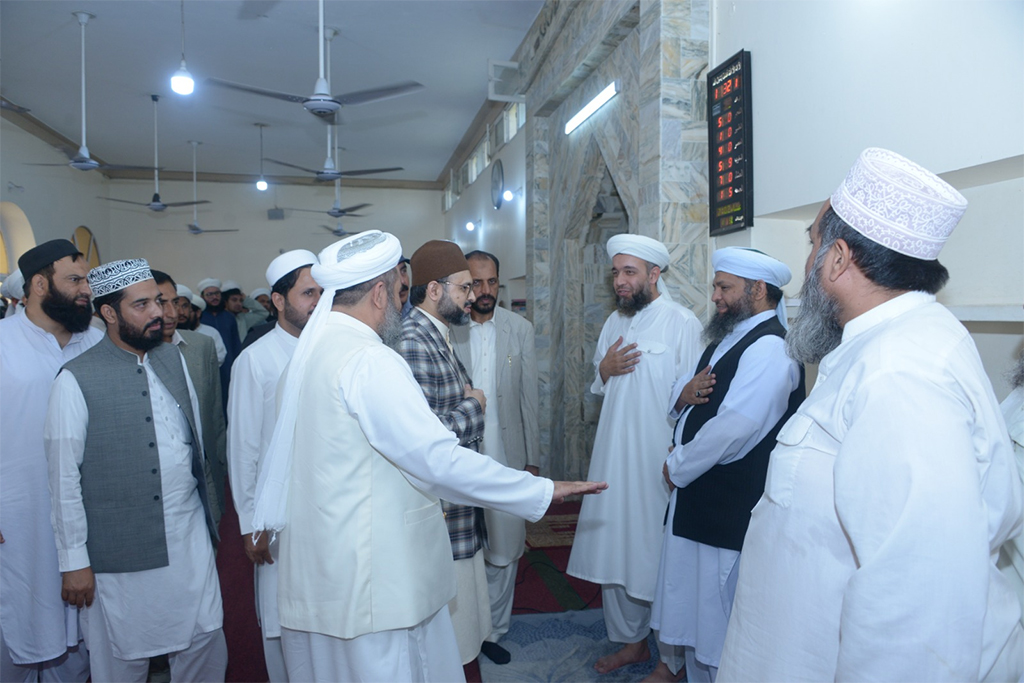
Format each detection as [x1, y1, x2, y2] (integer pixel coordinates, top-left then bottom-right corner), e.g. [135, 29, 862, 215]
[99, 163, 161, 171]
[27, 163, 73, 167]
[338, 203, 371, 213]
[264, 158, 318, 174]
[334, 81, 425, 106]
[0, 98, 30, 114]
[198, 229, 240, 233]
[206, 77, 308, 104]
[100, 197, 148, 206]
[279, 207, 329, 215]
[237, 0, 280, 19]
[162, 200, 211, 207]
[338, 167, 403, 177]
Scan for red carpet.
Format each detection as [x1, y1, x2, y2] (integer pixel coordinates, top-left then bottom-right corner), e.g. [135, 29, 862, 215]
[215, 495, 596, 682]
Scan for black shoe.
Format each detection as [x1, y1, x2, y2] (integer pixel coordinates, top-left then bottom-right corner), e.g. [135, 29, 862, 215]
[480, 641, 511, 665]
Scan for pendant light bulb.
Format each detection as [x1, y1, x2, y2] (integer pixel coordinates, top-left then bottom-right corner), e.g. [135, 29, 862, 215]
[171, 59, 194, 95]
[256, 178, 268, 192]
[170, 0, 194, 96]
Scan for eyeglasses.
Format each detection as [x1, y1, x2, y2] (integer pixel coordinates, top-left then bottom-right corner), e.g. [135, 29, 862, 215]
[437, 280, 472, 294]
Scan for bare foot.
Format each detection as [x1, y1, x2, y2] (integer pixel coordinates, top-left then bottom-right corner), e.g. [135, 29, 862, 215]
[594, 640, 650, 674]
[640, 660, 686, 682]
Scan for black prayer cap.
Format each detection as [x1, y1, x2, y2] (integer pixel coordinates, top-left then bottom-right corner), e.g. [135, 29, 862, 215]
[18, 239, 82, 281]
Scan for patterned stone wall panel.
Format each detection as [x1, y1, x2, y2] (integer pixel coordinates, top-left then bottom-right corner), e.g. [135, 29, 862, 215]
[661, 241, 709, 318]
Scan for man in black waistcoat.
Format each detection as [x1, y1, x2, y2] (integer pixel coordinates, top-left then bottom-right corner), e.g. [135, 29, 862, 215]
[644, 247, 804, 683]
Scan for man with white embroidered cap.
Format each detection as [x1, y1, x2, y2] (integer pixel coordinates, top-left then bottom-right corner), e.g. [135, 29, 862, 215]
[644, 247, 803, 683]
[718, 148, 1023, 681]
[252, 231, 606, 682]
[567, 234, 703, 673]
[44, 259, 225, 682]
[227, 249, 320, 682]
[0, 240, 97, 683]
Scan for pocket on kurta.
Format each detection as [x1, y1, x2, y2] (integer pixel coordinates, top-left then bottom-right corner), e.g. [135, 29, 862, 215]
[404, 501, 442, 525]
[763, 413, 813, 508]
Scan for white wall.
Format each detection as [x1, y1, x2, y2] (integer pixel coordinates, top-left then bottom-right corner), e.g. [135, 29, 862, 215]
[103, 179, 443, 294]
[0, 119, 112, 268]
[0, 118, 443, 292]
[444, 130, 528, 280]
[713, 0, 1024, 215]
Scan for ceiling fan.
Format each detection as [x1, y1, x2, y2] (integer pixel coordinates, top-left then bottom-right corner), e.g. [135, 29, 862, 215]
[320, 223, 360, 237]
[31, 13, 153, 173]
[0, 96, 29, 114]
[280, 126, 372, 218]
[99, 95, 211, 212]
[161, 142, 238, 236]
[207, 0, 424, 119]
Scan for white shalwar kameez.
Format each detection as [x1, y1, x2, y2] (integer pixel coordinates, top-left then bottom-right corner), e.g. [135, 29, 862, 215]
[470, 317, 525, 642]
[227, 324, 296, 681]
[651, 311, 799, 680]
[0, 310, 100, 681]
[718, 292, 1024, 682]
[998, 385, 1024, 627]
[568, 296, 702, 633]
[45, 353, 225, 682]
[277, 313, 553, 683]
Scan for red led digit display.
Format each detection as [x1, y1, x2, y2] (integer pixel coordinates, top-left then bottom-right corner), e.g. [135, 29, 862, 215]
[707, 50, 752, 236]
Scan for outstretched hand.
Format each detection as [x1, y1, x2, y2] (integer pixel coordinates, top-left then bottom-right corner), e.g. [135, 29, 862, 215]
[549, 480, 608, 510]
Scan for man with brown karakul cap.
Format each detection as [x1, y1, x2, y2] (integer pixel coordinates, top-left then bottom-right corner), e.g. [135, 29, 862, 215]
[398, 240, 500, 668]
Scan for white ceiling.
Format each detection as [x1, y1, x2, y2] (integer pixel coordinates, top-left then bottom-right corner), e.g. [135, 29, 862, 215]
[0, 0, 542, 184]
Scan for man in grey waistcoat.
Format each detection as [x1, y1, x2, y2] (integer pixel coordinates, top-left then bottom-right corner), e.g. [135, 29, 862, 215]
[44, 259, 226, 682]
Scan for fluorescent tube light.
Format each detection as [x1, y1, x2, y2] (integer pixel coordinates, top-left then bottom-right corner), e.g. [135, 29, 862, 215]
[564, 82, 618, 135]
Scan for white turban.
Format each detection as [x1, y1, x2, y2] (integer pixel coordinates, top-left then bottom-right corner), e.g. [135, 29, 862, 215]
[712, 247, 792, 327]
[2, 269, 24, 300]
[175, 284, 194, 300]
[250, 287, 271, 300]
[197, 278, 221, 293]
[191, 294, 206, 311]
[266, 249, 318, 288]
[221, 280, 242, 294]
[606, 234, 673, 301]
[253, 231, 403, 534]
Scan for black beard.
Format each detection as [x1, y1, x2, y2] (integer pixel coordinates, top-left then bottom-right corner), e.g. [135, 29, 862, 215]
[438, 289, 470, 326]
[616, 286, 652, 317]
[41, 283, 93, 333]
[785, 257, 843, 365]
[471, 295, 496, 315]
[702, 296, 755, 346]
[283, 298, 310, 332]
[117, 312, 164, 353]
[205, 300, 224, 314]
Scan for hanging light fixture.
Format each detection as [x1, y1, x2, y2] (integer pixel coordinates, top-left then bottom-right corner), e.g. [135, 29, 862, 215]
[170, 0, 194, 95]
[256, 123, 269, 191]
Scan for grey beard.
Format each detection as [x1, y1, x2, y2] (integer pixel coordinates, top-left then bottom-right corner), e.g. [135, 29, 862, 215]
[379, 297, 405, 350]
[703, 297, 755, 346]
[1009, 353, 1024, 390]
[785, 259, 843, 365]
[616, 287, 652, 317]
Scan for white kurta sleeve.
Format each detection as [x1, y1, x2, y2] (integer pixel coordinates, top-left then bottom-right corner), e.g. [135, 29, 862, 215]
[43, 370, 91, 572]
[342, 346, 554, 522]
[832, 366, 992, 680]
[227, 352, 263, 535]
[667, 337, 797, 489]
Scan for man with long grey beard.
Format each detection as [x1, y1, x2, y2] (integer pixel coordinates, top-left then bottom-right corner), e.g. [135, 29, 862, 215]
[645, 247, 803, 683]
[718, 148, 1022, 682]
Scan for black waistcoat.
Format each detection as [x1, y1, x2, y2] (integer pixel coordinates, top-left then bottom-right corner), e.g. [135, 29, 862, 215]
[672, 316, 804, 551]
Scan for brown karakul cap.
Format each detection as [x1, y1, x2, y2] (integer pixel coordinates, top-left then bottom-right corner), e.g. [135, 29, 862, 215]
[410, 240, 469, 287]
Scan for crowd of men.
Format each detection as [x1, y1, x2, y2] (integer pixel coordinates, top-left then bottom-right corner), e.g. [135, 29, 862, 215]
[0, 146, 1020, 683]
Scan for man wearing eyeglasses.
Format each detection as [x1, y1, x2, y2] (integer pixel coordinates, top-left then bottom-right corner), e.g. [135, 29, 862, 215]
[451, 250, 540, 665]
[399, 240, 493, 672]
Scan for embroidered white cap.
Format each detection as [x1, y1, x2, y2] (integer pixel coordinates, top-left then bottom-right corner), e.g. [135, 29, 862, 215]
[88, 259, 153, 298]
[830, 148, 967, 261]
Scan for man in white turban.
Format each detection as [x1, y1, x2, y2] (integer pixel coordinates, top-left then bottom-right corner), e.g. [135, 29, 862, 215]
[251, 231, 607, 682]
[567, 234, 703, 673]
[718, 148, 1023, 681]
[226, 249, 320, 682]
[645, 247, 803, 683]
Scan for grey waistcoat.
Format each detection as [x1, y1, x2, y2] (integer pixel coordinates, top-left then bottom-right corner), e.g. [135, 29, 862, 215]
[61, 335, 218, 574]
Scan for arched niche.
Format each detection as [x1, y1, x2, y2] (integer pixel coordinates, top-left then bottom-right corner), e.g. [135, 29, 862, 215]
[71, 226, 101, 268]
[0, 202, 37, 273]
